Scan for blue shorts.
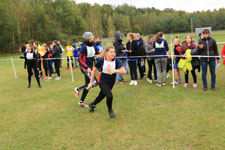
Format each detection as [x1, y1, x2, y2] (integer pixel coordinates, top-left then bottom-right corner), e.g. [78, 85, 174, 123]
[174, 63, 179, 69]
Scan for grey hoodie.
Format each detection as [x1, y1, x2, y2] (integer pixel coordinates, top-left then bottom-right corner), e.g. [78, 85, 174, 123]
[145, 42, 154, 60]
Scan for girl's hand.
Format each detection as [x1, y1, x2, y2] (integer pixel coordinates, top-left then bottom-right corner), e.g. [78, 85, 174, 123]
[88, 82, 92, 88]
[87, 68, 91, 74]
[108, 69, 115, 75]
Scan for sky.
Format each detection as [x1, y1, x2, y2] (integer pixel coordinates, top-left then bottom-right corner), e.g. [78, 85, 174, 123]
[76, 0, 225, 13]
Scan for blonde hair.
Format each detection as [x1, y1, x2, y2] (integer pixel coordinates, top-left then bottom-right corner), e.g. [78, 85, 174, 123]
[97, 46, 115, 58]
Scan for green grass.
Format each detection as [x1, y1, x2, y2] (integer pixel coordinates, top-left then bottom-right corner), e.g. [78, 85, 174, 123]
[0, 31, 225, 149]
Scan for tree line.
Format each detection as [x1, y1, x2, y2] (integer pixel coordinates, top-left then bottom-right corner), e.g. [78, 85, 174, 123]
[1, 0, 225, 53]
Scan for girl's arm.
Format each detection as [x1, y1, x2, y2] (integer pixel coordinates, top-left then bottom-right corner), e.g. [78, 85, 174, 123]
[108, 66, 126, 75]
[88, 67, 98, 88]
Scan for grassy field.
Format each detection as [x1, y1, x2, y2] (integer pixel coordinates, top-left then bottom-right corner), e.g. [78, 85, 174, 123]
[0, 31, 225, 150]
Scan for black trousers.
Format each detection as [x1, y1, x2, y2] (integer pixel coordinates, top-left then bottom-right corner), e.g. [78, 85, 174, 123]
[27, 62, 40, 86]
[54, 59, 61, 77]
[137, 59, 145, 78]
[93, 82, 114, 111]
[128, 61, 137, 80]
[67, 56, 74, 68]
[38, 60, 42, 77]
[185, 69, 197, 84]
[147, 59, 157, 80]
[78, 69, 98, 102]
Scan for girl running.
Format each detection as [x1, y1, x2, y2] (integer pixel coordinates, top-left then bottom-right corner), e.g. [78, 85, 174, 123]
[74, 32, 99, 107]
[24, 43, 41, 88]
[88, 46, 126, 118]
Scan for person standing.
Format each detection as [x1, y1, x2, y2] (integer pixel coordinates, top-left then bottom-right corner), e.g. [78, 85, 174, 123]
[153, 32, 169, 86]
[113, 31, 127, 83]
[198, 29, 220, 91]
[126, 33, 139, 85]
[145, 35, 157, 83]
[52, 40, 61, 80]
[134, 33, 146, 79]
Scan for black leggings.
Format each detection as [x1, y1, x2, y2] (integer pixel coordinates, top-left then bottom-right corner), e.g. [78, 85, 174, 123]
[78, 69, 98, 102]
[67, 56, 74, 68]
[137, 59, 145, 78]
[54, 59, 61, 77]
[185, 70, 197, 84]
[27, 62, 40, 86]
[128, 61, 137, 80]
[147, 59, 157, 80]
[93, 82, 114, 111]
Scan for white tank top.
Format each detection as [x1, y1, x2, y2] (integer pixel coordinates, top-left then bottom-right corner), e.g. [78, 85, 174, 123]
[86, 46, 95, 57]
[155, 41, 165, 49]
[102, 57, 116, 74]
[26, 52, 34, 60]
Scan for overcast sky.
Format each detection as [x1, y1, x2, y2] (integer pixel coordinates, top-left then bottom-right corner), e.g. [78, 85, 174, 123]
[76, 0, 225, 12]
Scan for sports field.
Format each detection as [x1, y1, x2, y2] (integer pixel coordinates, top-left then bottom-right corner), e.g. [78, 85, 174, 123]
[0, 31, 225, 150]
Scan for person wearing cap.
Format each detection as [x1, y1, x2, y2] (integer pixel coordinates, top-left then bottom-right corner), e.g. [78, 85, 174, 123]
[198, 29, 220, 91]
[113, 31, 127, 83]
[74, 32, 99, 107]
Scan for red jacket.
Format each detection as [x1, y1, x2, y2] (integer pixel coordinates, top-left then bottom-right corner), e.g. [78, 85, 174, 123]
[221, 44, 225, 64]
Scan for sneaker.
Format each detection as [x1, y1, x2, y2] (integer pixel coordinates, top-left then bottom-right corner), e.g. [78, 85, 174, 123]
[120, 79, 128, 82]
[203, 87, 208, 91]
[108, 109, 116, 118]
[162, 83, 166, 86]
[89, 103, 96, 113]
[28, 85, 31, 88]
[156, 83, 161, 87]
[72, 67, 75, 70]
[211, 87, 216, 91]
[38, 84, 41, 88]
[134, 80, 138, 86]
[178, 79, 182, 83]
[183, 83, 188, 88]
[78, 102, 88, 107]
[117, 80, 124, 84]
[193, 83, 198, 88]
[55, 76, 61, 80]
[129, 80, 134, 85]
[66, 67, 69, 70]
[74, 88, 80, 98]
[147, 78, 150, 82]
[48, 76, 52, 80]
[171, 81, 178, 85]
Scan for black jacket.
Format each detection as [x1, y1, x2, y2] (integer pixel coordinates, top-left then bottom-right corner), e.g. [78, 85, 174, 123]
[126, 41, 139, 59]
[52, 45, 61, 58]
[113, 32, 125, 58]
[135, 38, 146, 58]
[24, 51, 39, 69]
[198, 37, 219, 61]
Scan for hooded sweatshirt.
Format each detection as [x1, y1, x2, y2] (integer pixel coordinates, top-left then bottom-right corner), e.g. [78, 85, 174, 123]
[153, 39, 169, 58]
[113, 32, 125, 58]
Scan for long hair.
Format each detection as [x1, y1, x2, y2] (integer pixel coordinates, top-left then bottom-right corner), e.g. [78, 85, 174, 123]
[155, 32, 163, 41]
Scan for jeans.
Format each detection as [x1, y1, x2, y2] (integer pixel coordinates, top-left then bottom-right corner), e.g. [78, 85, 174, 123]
[201, 61, 216, 88]
[116, 59, 126, 81]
